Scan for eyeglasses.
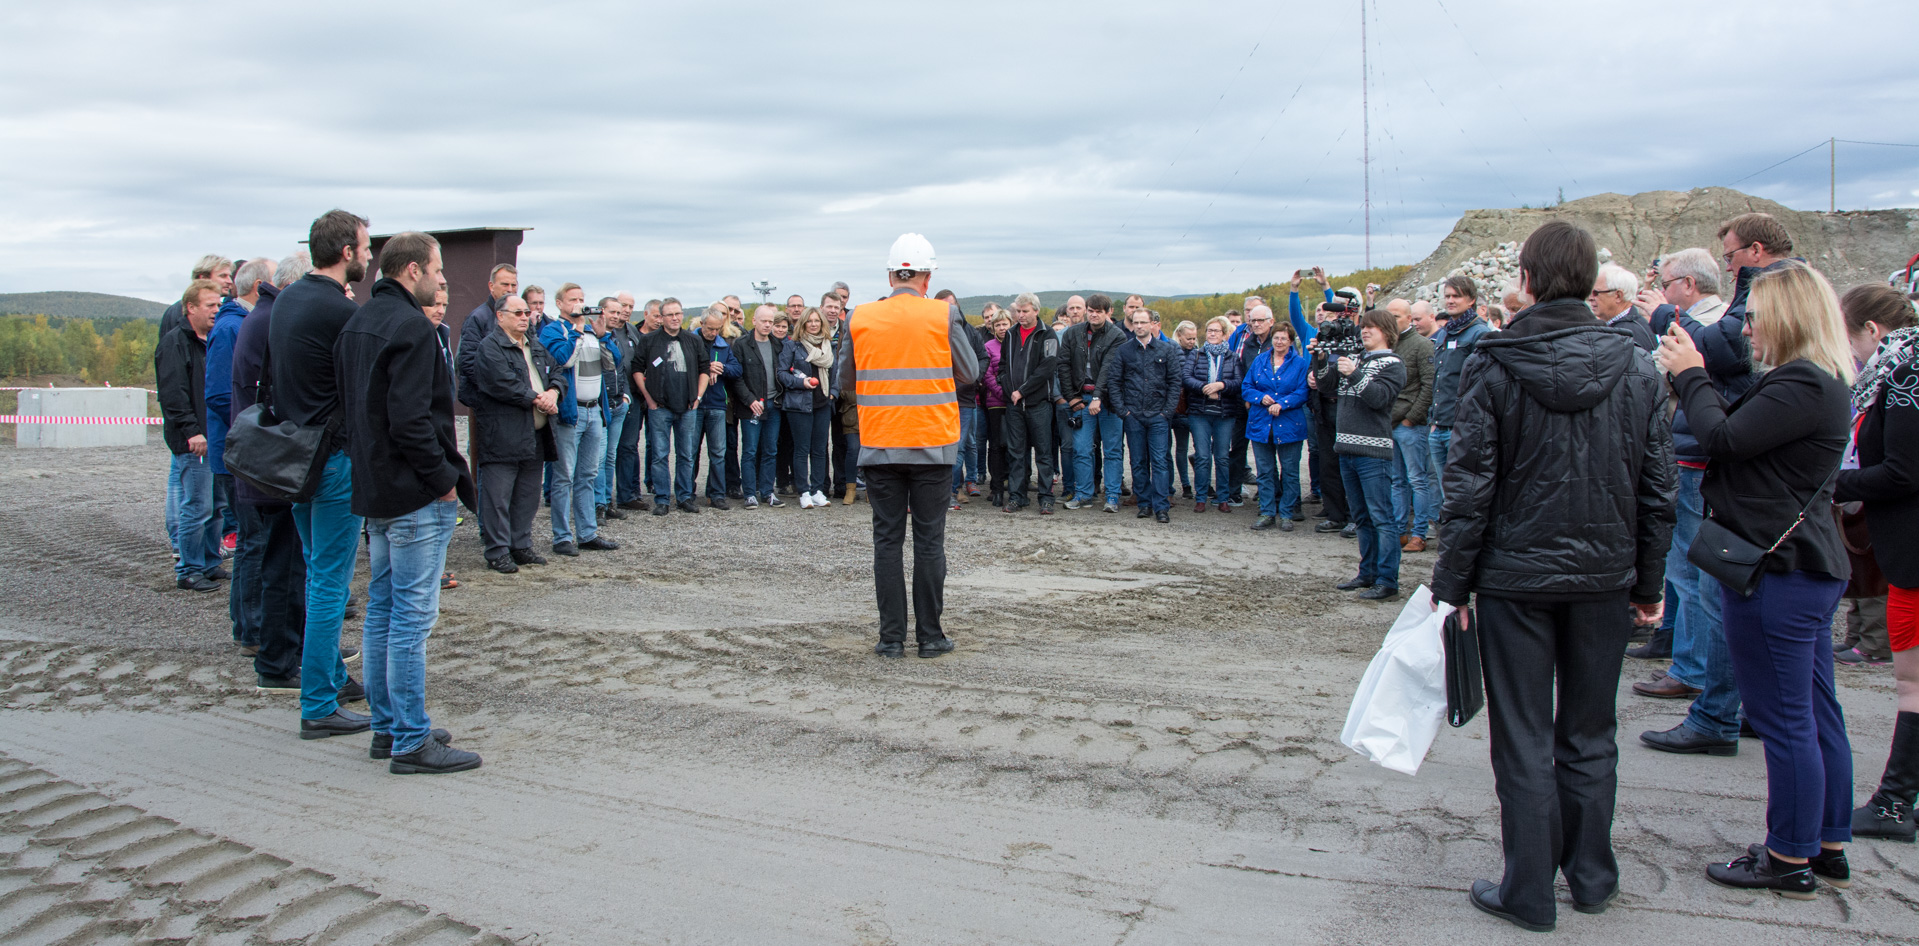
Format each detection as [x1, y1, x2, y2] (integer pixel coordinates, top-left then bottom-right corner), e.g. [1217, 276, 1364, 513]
[1660, 275, 1692, 290]
[1722, 243, 1757, 264]
[1588, 288, 1624, 298]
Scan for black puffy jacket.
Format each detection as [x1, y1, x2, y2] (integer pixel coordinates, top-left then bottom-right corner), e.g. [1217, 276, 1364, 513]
[1430, 299, 1675, 605]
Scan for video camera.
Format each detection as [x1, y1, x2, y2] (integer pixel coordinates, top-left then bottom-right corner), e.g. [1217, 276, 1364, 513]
[580, 305, 604, 318]
[1322, 299, 1356, 315]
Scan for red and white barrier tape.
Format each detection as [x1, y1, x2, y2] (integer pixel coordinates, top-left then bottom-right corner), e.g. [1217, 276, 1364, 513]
[1, 415, 162, 425]
[1, 386, 155, 392]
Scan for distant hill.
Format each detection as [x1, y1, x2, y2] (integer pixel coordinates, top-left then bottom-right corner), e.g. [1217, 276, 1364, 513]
[0, 291, 167, 321]
[954, 290, 1208, 314]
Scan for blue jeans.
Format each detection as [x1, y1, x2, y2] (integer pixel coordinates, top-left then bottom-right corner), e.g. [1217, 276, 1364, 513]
[1073, 407, 1125, 503]
[1390, 423, 1436, 537]
[206, 408, 236, 536]
[1721, 570, 1851, 857]
[1339, 454, 1400, 589]
[952, 406, 981, 491]
[1123, 413, 1172, 512]
[1427, 426, 1452, 507]
[739, 409, 782, 499]
[551, 408, 604, 545]
[784, 406, 832, 494]
[597, 399, 629, 506]
[1187, 414, 1233, 504]
[648, 406, 700, 503]
[169, 452, 219, 580]
[1668, 467, 1740, 740]
[696, 407, 728, 498]
[1251, 439, 1304, 519]
[291, 451, 360, 721]
[364, 499, 457, 757]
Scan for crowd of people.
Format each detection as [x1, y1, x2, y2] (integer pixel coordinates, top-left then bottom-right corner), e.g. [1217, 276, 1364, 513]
[148, 208, 1917, 930]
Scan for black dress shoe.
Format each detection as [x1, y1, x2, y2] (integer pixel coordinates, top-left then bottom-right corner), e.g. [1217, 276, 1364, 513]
[1314, 520, 1346, 533]
[487, 556, 519, 574]
[1136, 506, 1152, 518]
[652, 503, 671, 516]
[1469, 879, 1553, 932]
[299, 709, 371, 740]
[1154, 510, 1169, 523]
[203, 564, 231, 581]
[1752, 842, 1849, 889]
[1336, 576, 1375, 591]
[552, 541, 579, 556]
[389, 739, 482, 775]
[338, 676, 366, 703]
[874, 641, 905, 658]
[918, 637, 954, 659]
[709, 496, 730, 510]
[510, 548, 547, 565]
[1640, 723, 1737, 756]
[579, 535, 620, 551]
[370, 728, 452, 760]
[677, 499, 701, 513]
[1706, 848, 1815, 900]
[1624, 641, 1672, 660]
[604, 504, 628, 520]
[177, 575, 219, 592]
[1572, 887, 1618, 915]
[618, 498, 651, 511]
[1358, 585, 1399, 601]
[1340, 522, 1358, 539]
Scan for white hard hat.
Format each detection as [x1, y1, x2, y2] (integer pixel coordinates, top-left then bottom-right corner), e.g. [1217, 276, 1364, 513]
[886, 233, 938, 272]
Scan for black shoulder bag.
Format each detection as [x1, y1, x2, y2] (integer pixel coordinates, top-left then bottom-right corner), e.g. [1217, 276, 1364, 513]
[1687, 465, 1841, 597]
[222, 343, 339, 503]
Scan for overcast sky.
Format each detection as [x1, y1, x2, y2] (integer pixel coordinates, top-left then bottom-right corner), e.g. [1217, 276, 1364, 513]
[3, 0, 1914, 306]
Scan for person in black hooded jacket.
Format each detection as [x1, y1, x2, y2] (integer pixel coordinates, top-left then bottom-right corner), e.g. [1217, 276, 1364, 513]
[1431, 221, 1675, 932]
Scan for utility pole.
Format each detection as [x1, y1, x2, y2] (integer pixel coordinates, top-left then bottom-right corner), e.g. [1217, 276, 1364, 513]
[1361, 0, 1371, 269]
[751, 280, 776, 304]
[1830, 137, 1836, 213]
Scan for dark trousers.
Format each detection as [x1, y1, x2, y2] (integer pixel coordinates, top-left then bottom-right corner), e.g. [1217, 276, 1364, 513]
[230, 501, 268, 647]
[1171, 414, 1192, 492]
[984, 407, 1008, 494]
[213, 472, 237, 538]
[1312, 396, 1350, 522]
[866, 463, 950, 644]
[1477, 592, 1631, 926]
[1306, 398, 1323, 496]
[1004, 400, 1055, 502]
[831, 411, 848, 493]
[1721, 570, 1852, 857]
[243, 502, 305, 681]
[617, 404, 645, 503]
[776, 412, 795, 491]
[1226, 414, 1248, 496]
[725, 416, 742, 497]
[478, 458, 543, 560]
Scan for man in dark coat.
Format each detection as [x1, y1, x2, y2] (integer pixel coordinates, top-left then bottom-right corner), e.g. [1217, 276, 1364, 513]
[333, 231, 479, 775]
[1101, 309, 1183, 521]
[156, 279, 223, 591]
[996, 293, 1059, 513]
[470, 294, 563, 571]
[1430, 221, 1674, 932]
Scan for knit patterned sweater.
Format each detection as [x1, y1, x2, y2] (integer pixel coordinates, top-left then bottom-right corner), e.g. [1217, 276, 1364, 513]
[1334, 349, 1406, 459]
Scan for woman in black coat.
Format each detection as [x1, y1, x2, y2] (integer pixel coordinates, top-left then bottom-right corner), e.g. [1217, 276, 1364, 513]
[1657, 261, 1856, 898]
[1835, 284, 1919, 841]
[470, 299, 564, 571]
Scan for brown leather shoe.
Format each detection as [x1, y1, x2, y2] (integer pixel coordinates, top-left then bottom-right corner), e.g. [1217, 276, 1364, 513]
[1632, 674, 1701, 699]
[1403, 536, 1427, 552]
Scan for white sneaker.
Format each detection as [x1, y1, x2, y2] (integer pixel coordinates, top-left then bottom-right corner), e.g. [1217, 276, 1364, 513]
[799, 492, 816, 509]
[811, 491, 829, 507]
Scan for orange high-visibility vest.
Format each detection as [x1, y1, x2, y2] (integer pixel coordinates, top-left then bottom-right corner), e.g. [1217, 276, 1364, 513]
[851, 292, 960, 449]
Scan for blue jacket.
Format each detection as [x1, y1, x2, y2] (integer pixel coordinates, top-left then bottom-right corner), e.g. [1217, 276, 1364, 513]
[698, 332, 738, 411]
[1429, 311, 1493, 428]
[1101, 335, 1182, 416]
[538, 317, 619, 427]
[1241, 347, 1311, 444]
[1226, 290, 1326, 353]
[203, 298, 249, 473]
[1182, 344, 1243, 417]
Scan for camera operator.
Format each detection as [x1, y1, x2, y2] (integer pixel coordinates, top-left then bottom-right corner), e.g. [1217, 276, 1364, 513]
[1308, 289, 1365, 535]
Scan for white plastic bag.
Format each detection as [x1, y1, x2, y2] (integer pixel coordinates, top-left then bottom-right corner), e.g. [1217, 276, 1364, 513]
[1339, 585, 1453, 775]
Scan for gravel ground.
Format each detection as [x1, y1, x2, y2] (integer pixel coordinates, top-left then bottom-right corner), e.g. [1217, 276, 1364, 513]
[1, 435, 1915, 944]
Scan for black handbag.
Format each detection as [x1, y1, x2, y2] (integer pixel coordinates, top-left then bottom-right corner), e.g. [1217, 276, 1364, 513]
[1443, 606, 1483, 728]
[222, 345, 337, 504]
[1687, 465, 1840, 597]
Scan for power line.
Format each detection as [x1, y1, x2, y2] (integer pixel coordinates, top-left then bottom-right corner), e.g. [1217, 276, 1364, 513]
[1835, 139, 1919, 148]
[1728, 140, 1829, 185]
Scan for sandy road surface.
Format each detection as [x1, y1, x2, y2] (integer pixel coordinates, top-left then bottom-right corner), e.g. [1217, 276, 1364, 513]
[2, 438, 1915, 944]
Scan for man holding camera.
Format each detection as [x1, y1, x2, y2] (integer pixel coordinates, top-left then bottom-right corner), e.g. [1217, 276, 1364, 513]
[1057, 294, 1127, 512]
[1309, 289, 1365, 536]
[538, 284, 620, 555]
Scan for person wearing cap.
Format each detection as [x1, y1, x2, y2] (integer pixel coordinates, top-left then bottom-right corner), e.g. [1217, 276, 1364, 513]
[836, 234, 979, 659]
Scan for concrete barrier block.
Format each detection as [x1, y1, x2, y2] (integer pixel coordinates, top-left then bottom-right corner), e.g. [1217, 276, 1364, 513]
[15, 388, 151, 448]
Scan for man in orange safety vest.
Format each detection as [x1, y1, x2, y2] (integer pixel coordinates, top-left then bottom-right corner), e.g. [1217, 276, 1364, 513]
[835, 234, 980, 658]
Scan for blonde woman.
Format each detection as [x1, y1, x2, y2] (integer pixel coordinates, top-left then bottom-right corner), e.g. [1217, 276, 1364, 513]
[779, 307, 838, 508]
[1658, 261, 1857, 897]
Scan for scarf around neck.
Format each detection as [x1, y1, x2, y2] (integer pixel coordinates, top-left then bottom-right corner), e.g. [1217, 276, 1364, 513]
[1852, 326, 1919, 415]
[1443, 306, 1480, 338]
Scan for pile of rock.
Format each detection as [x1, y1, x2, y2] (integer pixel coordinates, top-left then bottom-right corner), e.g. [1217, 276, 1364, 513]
[1408, 242, 1616, 306]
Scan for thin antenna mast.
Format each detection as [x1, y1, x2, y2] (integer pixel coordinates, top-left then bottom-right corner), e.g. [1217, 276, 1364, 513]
[1361, 0, 1371, 269]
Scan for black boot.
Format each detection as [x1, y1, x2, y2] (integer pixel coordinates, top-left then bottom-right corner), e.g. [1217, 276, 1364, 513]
[1855, 710, 1919, 842]
[1625, 622, 1673, 660]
